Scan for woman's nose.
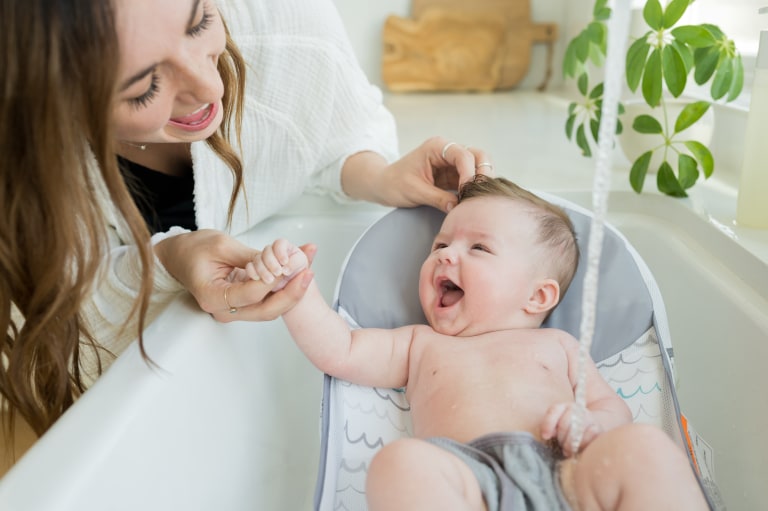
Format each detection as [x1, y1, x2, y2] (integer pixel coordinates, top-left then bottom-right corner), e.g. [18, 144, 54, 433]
[175, 51, 224, 103]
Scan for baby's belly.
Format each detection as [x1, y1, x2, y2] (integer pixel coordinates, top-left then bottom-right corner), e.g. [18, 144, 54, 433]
[409, 370, 573, 443]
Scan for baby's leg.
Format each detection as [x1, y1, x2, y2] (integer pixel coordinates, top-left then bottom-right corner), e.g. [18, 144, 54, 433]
[366, 438, 486, 511]
[559, 423, 708, 511]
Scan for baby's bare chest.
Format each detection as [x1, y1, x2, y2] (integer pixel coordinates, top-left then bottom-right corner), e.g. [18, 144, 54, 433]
[410, 331, 571, 395]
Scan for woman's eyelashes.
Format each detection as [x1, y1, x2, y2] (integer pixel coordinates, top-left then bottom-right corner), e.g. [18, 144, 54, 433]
[129, 71, 160, 109]
[187, 5, 213, 37]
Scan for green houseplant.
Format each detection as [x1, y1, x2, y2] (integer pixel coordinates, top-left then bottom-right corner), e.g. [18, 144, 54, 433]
[563, 0, 743, 197]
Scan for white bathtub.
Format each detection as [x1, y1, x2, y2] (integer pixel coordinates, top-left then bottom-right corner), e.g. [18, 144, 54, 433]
[0, 92, 766, 511]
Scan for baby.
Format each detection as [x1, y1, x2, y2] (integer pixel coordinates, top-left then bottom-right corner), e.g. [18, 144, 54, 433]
[252, 176, 707, 511]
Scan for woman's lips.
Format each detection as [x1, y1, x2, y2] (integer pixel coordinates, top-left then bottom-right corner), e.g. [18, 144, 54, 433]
[168, 102, 217, 132]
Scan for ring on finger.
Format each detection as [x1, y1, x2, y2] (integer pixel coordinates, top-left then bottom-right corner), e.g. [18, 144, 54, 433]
[441, 141, 458, 160]
[475, 162, 493, 171]
[223, 285, 238, 314]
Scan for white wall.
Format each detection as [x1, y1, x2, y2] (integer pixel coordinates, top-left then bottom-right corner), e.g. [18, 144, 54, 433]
[331, 0, 594, 89]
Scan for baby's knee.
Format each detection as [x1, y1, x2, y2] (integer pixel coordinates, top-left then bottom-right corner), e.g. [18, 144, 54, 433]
[613, 423, 684, 461]
[366, 439, 426, 498]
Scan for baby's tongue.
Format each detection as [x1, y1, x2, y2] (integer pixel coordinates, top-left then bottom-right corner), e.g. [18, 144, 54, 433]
[441, 288, 464, 307]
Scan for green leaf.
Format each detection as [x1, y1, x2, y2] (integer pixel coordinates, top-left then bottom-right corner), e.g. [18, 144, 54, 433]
[702, 23, 725, 41]
[633, 114, 663, 134]
[589, 82, 604, 100]
[616, 118, 624, 135]
[657, 161, 688, 197]
[590, 118, 600, 143]
[674, 101, 710, 133]
[565, 113, 577, 140]
[678, 154, 700, 189]
[577, 73, 588, 96]
[684, 141, 714, 177]
[670, 40, 694, 72]
[588, 42, 606, 67]
[563, 41, 580, 78]
[644, 0, 663, 30]
[576, 124, 591, 157]
[594, 7, 611, 21]
[694, 46, 720, 85]
[593, 0, 609, 18]
[671, 25, 716, 47]
[630, 151, 653, 193]
[586, 21, 606, 46]
[663, 0, 690, 28]
[711, 57, 733, 100]
[574, 31, 591, 63]
[662, 45, 687, 97]
[727, 55, 744, 102]
[626, 36, 652, 92]
[642, 49, 663, 107]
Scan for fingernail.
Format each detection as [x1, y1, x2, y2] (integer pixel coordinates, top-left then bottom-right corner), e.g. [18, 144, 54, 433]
[445, 201, 455, 212]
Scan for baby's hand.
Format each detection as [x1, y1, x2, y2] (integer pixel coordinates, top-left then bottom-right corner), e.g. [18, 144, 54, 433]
[246, 238, 310, 291]
[540, 402, 603, 457]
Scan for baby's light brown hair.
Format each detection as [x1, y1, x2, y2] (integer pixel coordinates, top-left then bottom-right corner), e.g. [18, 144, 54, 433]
[457, 175, 580, 300]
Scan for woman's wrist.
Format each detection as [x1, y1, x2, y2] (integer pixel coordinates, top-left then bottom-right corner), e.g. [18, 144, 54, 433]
[340, 150, 389, 204]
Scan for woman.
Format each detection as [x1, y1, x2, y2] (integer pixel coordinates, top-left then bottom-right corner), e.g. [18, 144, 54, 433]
[0, 0, 491, 461]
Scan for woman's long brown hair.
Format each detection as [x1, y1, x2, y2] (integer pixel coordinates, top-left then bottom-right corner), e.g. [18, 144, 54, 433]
[0, 2, 247, 446]
[208, 19, 247, 226]
[0, 0, 155, 441]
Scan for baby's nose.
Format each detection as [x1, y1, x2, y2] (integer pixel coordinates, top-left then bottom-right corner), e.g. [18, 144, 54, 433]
[437, 247, 457, 264]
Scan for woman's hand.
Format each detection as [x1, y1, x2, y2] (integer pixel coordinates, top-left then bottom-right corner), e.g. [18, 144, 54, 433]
[154, 229, 316, 322]
[341, 136, 494, 213]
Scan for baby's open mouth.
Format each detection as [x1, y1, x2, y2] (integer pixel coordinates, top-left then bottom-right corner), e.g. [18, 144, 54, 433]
[439, 279, 464, 307]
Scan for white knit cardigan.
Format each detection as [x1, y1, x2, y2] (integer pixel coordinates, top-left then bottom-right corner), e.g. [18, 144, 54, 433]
[79, 0, 399, 384]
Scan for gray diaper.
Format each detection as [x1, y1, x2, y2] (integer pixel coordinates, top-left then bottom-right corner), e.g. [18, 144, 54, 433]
[427, 432, 571, 511]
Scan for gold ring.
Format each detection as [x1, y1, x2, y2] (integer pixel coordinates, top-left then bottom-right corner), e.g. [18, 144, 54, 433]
[476, 162, 493, 171]
[441, 141, 457, 160]
[223, 285, 237, 314]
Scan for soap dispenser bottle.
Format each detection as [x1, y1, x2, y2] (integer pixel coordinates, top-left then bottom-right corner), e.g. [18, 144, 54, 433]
[737, 6, 768, 228]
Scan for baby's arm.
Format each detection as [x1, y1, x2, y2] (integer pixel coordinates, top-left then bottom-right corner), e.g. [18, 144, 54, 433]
[541, 331, 632, 456]
[255, 239, 416, 389]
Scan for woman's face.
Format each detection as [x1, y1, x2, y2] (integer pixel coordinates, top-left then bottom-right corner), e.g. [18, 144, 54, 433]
[113, 0, 226, 145]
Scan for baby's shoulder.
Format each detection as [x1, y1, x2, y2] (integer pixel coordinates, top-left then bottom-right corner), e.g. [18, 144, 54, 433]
[523, 327, 579, 347]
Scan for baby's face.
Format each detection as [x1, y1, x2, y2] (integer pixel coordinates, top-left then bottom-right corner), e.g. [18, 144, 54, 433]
[418, 196, 545, 337]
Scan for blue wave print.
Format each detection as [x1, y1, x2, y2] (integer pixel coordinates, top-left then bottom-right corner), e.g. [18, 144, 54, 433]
[617, 383, 661, 399]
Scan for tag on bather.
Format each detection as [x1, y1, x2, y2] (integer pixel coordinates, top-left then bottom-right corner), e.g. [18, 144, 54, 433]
[682, 414, 726, 510]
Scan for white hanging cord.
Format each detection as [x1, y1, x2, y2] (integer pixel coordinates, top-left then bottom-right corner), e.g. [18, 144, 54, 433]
[570, 0, 632, 456]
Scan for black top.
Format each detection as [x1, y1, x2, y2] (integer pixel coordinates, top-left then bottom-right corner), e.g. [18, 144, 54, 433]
[118, 156, 197, 234]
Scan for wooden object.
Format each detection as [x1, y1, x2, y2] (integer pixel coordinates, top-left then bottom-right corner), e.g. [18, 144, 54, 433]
[382, 0, 557, 92]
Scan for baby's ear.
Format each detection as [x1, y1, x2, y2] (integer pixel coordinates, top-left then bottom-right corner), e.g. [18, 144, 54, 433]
[525, 278, 560, 315]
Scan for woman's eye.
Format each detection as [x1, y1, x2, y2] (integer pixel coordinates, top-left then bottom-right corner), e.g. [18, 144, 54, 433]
[129, 73, 160, 109]
[188, 7, 213, 37]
